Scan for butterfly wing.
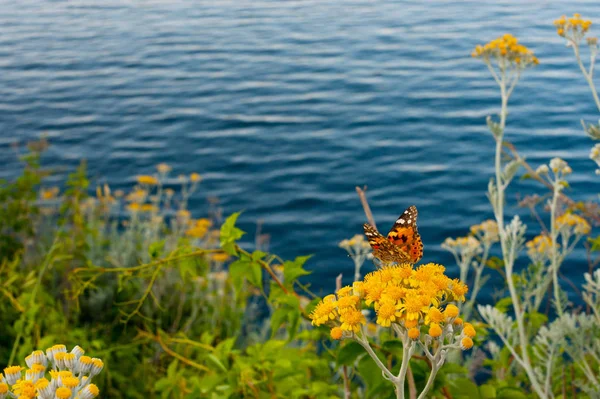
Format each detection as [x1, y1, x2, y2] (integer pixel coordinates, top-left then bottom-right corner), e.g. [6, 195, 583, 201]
[363, 223, 411, 264]
[386, 205, 423, 263]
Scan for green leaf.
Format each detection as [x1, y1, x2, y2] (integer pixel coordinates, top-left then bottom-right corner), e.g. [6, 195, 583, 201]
[205, 354, 227, 373]
[252, 250, 267, 261]
[357, 350, 386, 392]
[448, 378, 480, 399]
[588, 235, 600, 252]
[248, 260, 263, 290]
[228, 259, 252, 292]
[496, 387, 527, 399]
[282, 255, 312, 286]
[220, 212, 245, 255]
[480, 384, 497, 399]
[336, 341, 365, 366]
[494, 297, 513, 313]
[270, 308, 287, 337]
[148, 240, 165, 259]
[381, 340, 404, 357]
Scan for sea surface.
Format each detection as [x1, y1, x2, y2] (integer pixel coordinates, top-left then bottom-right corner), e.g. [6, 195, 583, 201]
[1, 0, 600, 300]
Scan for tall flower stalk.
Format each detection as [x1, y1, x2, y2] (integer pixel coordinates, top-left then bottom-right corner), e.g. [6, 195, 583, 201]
[472, 34, 548, 397]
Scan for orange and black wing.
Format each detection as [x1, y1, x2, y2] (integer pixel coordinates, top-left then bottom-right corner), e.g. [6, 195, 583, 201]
[386, 205, 423, 264]
[363, 223, 411, 264]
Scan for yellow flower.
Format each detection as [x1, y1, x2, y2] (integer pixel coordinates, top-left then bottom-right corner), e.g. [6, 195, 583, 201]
[555, 213, 591, 235]
[3, 366, 23, 384]
[444, 304, 459, 319]
[141, 204, 158, 213]
[526, 234, 554, 259]
[463, 323, 477, 338]
[12, 379, 35, 397]
[460, 337, 474, 350]
[408, 327, 421, 340]
[190, 172, 202, 183]
[396, 294, 429, 322]
[55, 387, 72, 399]
[453, 317, 464, 327]
[137, 175, 159, 185]
[337, 295, 360, 311]
[211, 253, 229, 262]
[339, 307, 366, 333]
[450, 279, 468, 302]
[310, 300, 338, 326]
[40, 186, 60, 200]
[62, 376, 79, 390]
[80, 384, 100, 398]
[375, 298, 400, 327]
[428, 323, 443, 338]
[126, 188, 147, 202]
[472, 34, 538, 67]
[0, 383, 7, 394]
[336, 286, 353, 297]
[177, 209, 191, 219]
[555, 13, 592, 39]
[156, 163, 172, 174]
[352, 281, 365, 297]
[330, 327, 343, 340]
[425, 307, 445, 325]
[126, 203, 141, 213]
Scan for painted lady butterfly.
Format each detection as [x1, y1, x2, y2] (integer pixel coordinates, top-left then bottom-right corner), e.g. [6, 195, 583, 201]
[363, 205, 423, 264]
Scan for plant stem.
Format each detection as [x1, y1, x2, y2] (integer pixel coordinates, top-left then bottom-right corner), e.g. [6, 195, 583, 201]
[489, 62, 547, 398]
[550, 181, 563, 316]
[572, 41, 600, 112]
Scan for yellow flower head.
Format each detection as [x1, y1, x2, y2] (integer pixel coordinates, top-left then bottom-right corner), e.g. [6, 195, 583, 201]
[137, 175, 159, 185]
[463, 323, 477, 338]
[190, 172, 202, 183]
[310, 299, 338, 326]
[408, 327, 421, 340]
[12, 380, 35, 397]
[375, 298, 400, 327]
[339, 307, 367, 333]
[460, 336, 474, 350]
[555, 213, 591, 235]
[211, 253, 229, 262]
[472, 34, 538, 68]
[156, 163, 172, 174]
[526, 234, 554, 260]
[428, 323, 443, 338]
[554, 13, 592, 40]
[336, 286, 353, 297]
[330, 327, 343, 340]
[55, 387, 72, 399]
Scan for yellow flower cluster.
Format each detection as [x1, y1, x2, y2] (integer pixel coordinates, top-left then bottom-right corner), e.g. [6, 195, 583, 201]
[472, 34, 539, 67]
[186, 218, 213, 239]
[554, 14, 592, 39]
[311, 263, 473, 348]
[526, 234, 554, 260]
[470, 220, 500, 244]
[137, 175, 159, 185]
[555, 213, 591, 235]
[443, 236, 481, 255]
[39, 187, 60, 201]
[1, 345, 102, 399]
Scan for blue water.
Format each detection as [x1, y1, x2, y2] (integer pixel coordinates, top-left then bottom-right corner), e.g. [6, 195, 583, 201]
[1, 0, 599, 299]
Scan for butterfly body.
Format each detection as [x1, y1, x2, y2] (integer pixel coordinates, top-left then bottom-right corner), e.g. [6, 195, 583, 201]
[363, 205, 423, 264]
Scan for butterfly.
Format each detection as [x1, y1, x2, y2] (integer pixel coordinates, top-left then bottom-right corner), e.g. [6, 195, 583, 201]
[363, 205, 423, 264]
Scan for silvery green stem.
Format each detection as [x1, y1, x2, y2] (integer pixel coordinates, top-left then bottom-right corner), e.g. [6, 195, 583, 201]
[549, 180, 563, 316]
[486, 62, 547, 398]
[572, 40, 600, 112]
